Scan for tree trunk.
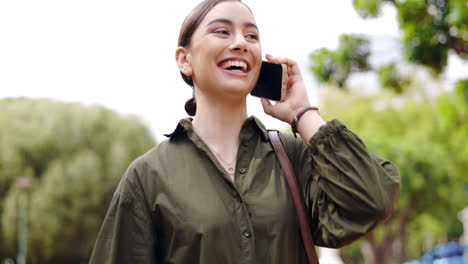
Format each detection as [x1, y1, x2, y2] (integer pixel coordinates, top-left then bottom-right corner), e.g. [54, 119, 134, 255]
[395, 233, 407, 263]
[360, 207, 412, 264]
[360, 232, 387, 264]
[360, 222, 400, 264]
[396, 210, 410, 263]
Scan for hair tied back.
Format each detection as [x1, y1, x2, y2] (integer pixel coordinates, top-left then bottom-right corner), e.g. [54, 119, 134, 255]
[185, 97, 197, 116]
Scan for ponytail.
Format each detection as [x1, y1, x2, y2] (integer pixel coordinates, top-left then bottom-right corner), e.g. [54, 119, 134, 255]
[184, 92, 196, 116]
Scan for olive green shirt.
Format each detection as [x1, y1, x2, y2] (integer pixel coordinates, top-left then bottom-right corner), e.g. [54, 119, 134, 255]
[89, 117, 400, 264]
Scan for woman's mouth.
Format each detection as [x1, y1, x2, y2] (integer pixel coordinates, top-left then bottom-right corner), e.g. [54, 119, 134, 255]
[218, 58, 250, 74]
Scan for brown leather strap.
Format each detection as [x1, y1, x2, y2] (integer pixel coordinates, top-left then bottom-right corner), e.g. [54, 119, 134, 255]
[268, 130, 319, 264]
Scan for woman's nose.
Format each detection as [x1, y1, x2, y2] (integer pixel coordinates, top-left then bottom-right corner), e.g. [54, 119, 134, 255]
[230, 33, 248, 53]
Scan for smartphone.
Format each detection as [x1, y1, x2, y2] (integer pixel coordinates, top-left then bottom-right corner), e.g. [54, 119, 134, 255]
[250, 61, 287, 102]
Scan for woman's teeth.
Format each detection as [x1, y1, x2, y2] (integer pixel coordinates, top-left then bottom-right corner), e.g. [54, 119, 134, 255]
[221, 60, 247, 72]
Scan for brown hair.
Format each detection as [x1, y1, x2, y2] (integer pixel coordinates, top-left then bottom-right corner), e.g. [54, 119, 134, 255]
[178, 0, 244, 116]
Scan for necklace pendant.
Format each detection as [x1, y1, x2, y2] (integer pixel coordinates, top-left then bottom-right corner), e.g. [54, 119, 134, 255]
[228, 167, 234, 173]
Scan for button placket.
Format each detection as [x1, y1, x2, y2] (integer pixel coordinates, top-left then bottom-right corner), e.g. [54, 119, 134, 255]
[236, 136, 252, 177]
[232, 127, 257, 259]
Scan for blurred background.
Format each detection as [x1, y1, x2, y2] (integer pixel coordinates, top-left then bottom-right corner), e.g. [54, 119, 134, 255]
[0, 0, 467, 263]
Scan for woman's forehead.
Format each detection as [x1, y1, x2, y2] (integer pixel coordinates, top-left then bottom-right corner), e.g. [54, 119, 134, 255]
[201, 1, 256, 27]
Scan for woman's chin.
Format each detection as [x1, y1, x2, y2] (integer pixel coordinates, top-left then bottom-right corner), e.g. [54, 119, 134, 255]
[224, 84, 253, 98]
[197, 77, 255, 100]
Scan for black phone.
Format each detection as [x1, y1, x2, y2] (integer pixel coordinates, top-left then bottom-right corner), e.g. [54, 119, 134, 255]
[250, 61, 287, 102]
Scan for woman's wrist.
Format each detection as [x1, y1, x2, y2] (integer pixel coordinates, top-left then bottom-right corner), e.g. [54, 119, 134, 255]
[294, 107, 326, 143]
[290, 106, 319, 137]
[288, 103, 312, 124]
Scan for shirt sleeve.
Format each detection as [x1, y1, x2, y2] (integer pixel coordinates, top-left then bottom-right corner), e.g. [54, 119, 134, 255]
[89, 163, 156, 264]
[280, 119, 400, 248]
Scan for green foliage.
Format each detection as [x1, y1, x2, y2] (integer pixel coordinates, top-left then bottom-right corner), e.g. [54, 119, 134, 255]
[320, 88, 467, 262]
[377, 63, 410, 94]
[352, 0, 468, 73]
[340, 242, 364, 264]
[311, 2, 467, 261]
[435, 79, 468, 199]
[310, 34, 371, 88]
[399, 0, 450, 73]
[353, 0, 384, 17]
[446, 0, 468, 53]
[309, 48, 337, 84]
[0, 98, 155, 263]
[454, 78, 468, 101]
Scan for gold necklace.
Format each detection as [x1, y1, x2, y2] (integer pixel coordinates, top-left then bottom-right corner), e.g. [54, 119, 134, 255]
[209, 146, 237, 176]
[192, 124, 237, 177]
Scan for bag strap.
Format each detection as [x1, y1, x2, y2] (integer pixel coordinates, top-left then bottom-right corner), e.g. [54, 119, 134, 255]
[268, 130, 320, 264]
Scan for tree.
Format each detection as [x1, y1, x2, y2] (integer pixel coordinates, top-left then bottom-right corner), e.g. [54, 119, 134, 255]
[310, 34, 371, 88]
[310, 1, 466, 93]
[0, 98, 155, 263]
[377, 62, 411, 94]
[308, 2, 467, 262]
[319, 89, 467, 263]
[353, 0, 467, 73]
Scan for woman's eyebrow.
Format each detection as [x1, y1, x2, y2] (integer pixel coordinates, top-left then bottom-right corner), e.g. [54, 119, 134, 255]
[207, 18, 258, 30]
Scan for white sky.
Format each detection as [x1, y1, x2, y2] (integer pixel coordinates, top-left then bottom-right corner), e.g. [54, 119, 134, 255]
[1, 0, 466, 141]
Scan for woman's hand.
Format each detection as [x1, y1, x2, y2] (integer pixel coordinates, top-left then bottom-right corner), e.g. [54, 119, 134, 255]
[260, 54, 312, 124]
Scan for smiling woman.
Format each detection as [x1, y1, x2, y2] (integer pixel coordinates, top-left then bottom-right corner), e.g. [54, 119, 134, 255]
[88, 1, 401, 264]
[177, 0, 262, 117]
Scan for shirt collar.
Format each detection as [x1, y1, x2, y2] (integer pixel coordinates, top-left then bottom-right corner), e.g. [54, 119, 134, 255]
[249, 116, 269, 141]
[164, 116, 269, 141]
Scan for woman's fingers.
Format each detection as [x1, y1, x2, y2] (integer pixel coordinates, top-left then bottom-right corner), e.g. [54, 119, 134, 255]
[262, 54, 311, 122]
[260, 98, 274, 115]
[266, 54, 301, 76]
[261, 98, 289, 123]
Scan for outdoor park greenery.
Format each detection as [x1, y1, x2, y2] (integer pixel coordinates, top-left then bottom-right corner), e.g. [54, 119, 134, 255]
[309, 0, 467, 263]
[311, 0, 467, 90]
[0, 98, 155, 263]
[318, 84, 467, 264]
[1, 91, 465, 264]
[354, 0, 467, 73]
[0, 0, 466, 263]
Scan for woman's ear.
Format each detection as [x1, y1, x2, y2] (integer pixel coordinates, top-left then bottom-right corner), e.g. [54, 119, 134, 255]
[176, 46, 193, 77]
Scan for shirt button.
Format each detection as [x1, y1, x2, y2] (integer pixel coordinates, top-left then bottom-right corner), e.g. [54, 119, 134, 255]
[243, 231, 251, 238]
[234, 193, 242, 202]
[239, 168, 247, 174]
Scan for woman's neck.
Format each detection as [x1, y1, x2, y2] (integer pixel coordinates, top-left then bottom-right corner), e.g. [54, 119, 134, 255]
[191, 91, 248, 157]
[193, 95, 247, 141]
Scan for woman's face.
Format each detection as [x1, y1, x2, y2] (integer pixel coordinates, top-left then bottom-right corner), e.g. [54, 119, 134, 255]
[186, 1, 262, 99]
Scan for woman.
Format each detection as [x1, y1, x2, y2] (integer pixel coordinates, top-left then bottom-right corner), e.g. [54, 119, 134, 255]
[89, 0, 400, 263]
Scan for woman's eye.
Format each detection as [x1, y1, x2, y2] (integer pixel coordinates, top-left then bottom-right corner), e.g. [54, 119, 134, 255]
[246, 33, 259, 40]
[214, 29, 229, 35]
